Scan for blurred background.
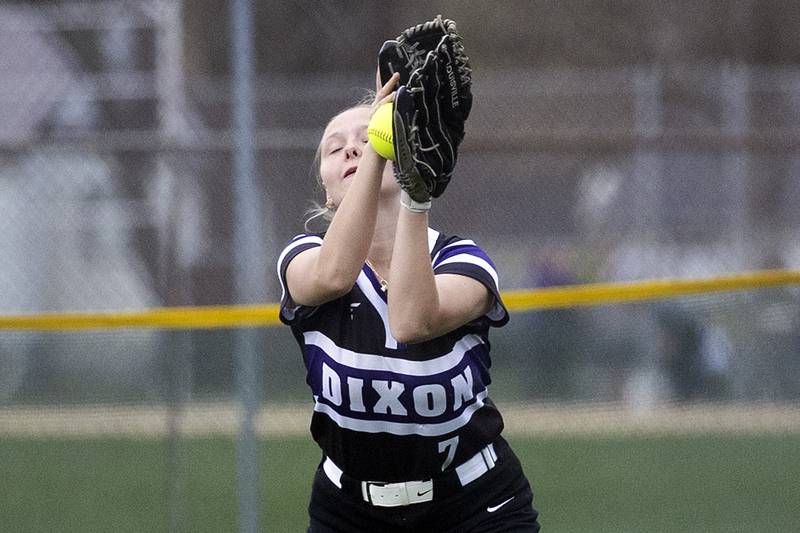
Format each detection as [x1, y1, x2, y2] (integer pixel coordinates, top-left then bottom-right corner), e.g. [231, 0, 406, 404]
[1, 1, 799, 532]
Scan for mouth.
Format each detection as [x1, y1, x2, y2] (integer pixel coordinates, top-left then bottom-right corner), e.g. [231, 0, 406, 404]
[343, 166, 357, 179]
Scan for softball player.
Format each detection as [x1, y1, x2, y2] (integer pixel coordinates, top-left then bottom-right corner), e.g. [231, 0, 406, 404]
[277, 76, 540, 532]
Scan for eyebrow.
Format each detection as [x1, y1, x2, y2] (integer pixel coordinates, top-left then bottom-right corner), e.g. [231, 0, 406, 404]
[321, 132, 345, 150]
[321, 124, 368, 151]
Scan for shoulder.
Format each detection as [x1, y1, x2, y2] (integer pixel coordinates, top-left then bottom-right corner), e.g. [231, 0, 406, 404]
[428, 227, 509, 327]
[276, 232, 327, 326]
[428, 228, 479, 256]
[278, 232, 324, 265]
[280, 232, 326, 251]
[429, 229, 498, 279]
[276, 232, 325, 293]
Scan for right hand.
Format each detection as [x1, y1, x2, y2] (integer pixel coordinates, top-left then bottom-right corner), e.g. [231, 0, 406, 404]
[372, 70, 400, 115]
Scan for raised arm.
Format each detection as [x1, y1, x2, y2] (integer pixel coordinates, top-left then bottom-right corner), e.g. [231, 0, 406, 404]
[286, 75, 399, 307]
[387, 208, 492, 344]
[285, 150, 383, 306]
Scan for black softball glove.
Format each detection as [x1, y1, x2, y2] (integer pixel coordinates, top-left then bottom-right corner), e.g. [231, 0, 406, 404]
[386, 19, 472, 209]
[379, 15, 462, 85]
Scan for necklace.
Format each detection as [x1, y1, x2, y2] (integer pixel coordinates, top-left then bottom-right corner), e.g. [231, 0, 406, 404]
[365, 258, 388, 292]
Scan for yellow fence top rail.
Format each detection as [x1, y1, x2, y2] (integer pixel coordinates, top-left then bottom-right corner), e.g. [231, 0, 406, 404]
[502, 269, 800, 311]
[0, 304, 282, 331]
[1, 269, 798, 331]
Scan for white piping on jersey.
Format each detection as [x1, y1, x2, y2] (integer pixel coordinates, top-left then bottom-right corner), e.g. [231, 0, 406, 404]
[276, 234, 323, 302]
[431, 239, 477, 266]
[355, 270, 399, 349]
[303, 330, 484, 376]
[278, 230, 503, 325]
[313, 389, 488, 437]
[436, 254, 500, 291]
[279, 230, 446, 306]
[427, 227, 440, 254]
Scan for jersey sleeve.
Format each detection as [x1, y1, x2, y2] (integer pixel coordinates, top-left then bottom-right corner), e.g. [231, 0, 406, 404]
[276, 233, 323, 325]
[432, 239, 509, 327]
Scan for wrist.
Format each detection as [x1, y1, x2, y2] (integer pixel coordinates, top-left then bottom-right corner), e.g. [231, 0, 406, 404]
[400, 190, 431, 213]
[363, 143, 387, 167]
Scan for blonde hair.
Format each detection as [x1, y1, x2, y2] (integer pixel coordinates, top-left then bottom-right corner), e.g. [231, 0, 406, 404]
[303, 91, 376, 233]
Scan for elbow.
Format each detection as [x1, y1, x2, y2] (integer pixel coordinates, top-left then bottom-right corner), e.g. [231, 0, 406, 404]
[390, 316, 435, 345]
[327, 273, 355, 297]
[318, 260, 361, 294]
[303, 267, 354, 304]
[320, 272, 355, 300]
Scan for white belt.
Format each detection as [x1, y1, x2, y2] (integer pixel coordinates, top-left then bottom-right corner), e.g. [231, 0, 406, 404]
[322, 443, 498, 507]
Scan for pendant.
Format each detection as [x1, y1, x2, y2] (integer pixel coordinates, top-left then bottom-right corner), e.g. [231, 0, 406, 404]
[366, 259, 388, 292]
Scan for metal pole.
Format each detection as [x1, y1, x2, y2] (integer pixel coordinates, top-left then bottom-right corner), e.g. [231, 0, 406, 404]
[230, 0, 263, 531]
[720, 62, 750, 259]
[632, 66, 663, 242]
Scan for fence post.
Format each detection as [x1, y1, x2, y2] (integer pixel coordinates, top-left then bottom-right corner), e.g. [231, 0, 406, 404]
[231, 0, 263, 531]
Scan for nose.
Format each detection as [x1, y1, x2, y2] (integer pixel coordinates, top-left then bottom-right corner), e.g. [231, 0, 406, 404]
[345, 144, 362, 160]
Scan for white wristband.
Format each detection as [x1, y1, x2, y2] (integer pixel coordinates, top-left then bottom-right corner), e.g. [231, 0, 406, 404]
[400, 190, 432, 213]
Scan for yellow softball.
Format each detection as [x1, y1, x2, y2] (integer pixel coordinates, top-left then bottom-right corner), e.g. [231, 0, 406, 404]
[367, 102, 395, 161]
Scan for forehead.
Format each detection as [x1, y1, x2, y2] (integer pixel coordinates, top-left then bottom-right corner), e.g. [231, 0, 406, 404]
[322, 106, 371, 140]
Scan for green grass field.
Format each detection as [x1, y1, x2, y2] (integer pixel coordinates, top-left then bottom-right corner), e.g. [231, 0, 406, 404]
[2, 433, 799, 532]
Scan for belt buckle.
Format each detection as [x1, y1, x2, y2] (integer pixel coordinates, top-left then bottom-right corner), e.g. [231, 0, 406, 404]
[363, 480, 433, 507]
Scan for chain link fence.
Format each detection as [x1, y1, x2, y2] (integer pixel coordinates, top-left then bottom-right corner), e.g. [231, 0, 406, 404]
[1, 1, 799, 531]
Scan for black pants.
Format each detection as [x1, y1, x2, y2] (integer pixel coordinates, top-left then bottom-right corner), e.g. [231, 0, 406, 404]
[308, 438, 540, 533]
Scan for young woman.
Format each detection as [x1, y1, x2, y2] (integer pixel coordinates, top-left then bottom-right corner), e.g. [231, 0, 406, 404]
[277, 73, 540, 532]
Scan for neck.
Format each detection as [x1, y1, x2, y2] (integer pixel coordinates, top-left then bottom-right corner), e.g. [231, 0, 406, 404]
[368, 194, 401, 267]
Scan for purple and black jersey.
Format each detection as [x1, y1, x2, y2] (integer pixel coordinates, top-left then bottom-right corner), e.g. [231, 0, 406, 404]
[277, 228, 509, 481]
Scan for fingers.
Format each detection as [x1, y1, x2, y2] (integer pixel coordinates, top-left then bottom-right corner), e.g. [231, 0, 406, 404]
[378, 91, 395, 107]
[370, 91, 396, 118]
[375, 72, 400, 101]
[371, 72, 400, 114]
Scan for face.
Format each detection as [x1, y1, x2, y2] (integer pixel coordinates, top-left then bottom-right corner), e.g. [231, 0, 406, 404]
[318, 106, 397, 207]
